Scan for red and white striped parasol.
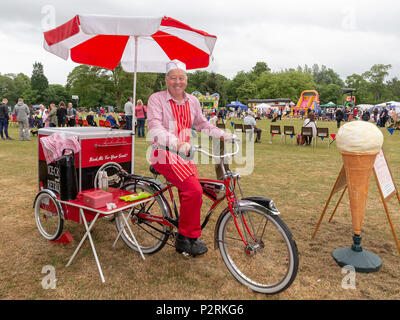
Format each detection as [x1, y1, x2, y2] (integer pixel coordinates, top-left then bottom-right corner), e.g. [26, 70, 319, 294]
[43, 14, 217, 172]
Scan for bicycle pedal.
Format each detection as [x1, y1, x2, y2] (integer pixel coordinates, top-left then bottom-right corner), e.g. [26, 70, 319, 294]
[181, 251, 191, 258]
[176, 248, 192, 258]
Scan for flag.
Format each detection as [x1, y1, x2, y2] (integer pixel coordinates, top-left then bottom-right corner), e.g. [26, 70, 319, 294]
[388, 128, 394, 135]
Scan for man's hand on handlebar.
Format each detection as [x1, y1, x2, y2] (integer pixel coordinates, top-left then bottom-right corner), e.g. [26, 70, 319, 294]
[177, 141, 192, 156]
[221, 132, 239, 142]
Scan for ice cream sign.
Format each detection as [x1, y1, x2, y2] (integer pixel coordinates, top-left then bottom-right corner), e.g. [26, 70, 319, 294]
[80, 137, 132, 168]
[313, 120, 400, 271]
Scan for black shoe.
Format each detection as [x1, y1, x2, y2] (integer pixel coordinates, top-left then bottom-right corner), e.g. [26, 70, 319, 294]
[176, 233, 208, 257]
[6, 137, 14, 140]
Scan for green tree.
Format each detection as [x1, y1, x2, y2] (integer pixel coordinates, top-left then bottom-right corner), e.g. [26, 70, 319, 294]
[256, 70, 316, 103]
[345, 73, 374, 104]
[362, 64, 392, 103]
[251, 62, 271, 77]
[42, 84, 70, 106]
[311, 64, 344, 87]
[0, 74, 16, 103]
[31, 62, 49, 94]
[186, 70, 230, 107]
[318, 83, 342, 104]
[66, 65, 110, 109]
[386, 77, 400, 101]
[21, 88, 41, 105]
[236, 79, 257, 103]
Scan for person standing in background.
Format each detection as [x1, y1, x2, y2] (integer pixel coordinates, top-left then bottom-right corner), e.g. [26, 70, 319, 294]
[66, 102, 77, 127]
[124, 97, 134, 131]
[335, 107, 344, 128]
[57, 101, 67, 127]
[14, 98, 30, 141]
[48, 103, 58, 127]
[135, 99, 147, 138]
[379, 105, 389, 127]
[0, 98, 14, 140]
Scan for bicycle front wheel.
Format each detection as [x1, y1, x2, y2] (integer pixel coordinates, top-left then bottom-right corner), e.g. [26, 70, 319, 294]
[115, 181, 172, 254]
[217, 205, 298, 294]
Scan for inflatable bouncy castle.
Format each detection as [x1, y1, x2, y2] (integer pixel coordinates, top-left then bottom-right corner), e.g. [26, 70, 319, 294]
[295, 90, 319, 113]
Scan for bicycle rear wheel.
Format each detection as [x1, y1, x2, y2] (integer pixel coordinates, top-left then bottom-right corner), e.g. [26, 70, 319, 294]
[217, 205, 298, 294]
[114, 181, 172, 254]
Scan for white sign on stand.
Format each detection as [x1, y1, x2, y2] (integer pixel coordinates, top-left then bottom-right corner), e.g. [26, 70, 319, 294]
[374, 149, 396, 199]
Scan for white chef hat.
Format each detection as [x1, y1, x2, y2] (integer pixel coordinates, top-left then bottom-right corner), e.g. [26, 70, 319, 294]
[166, 59, 187, 74]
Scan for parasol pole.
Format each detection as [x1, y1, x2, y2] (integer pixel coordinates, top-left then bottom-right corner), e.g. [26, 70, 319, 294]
[131, 35, 138, 174]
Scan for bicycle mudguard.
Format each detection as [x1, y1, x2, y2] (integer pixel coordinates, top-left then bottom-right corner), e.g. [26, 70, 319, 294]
[33, 189, 65, 220]
[123, 180, 173, 219]
[126, 175, 166, 192]
[242, 196, 280, 215]
[213, 199, 279, 250]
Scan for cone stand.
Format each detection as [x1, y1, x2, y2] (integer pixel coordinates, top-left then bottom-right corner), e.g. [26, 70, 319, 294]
[332, 151, 382, 273]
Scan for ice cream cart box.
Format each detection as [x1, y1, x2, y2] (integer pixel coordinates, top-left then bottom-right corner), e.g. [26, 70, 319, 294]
[38, 127, 133, 194]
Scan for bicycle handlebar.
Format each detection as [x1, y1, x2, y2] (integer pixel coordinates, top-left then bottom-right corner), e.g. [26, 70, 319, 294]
[152, 135, 240, 161]
[180, 135, 240, 160]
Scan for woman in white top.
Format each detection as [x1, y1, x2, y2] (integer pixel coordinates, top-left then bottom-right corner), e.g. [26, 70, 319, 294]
[303, 112, 317, 145]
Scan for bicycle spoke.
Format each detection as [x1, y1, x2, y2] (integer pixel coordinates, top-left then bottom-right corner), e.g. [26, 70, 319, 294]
[218, 207, 298, 294]
[116, 182, 171, 254]
[133, 221, 170, 242]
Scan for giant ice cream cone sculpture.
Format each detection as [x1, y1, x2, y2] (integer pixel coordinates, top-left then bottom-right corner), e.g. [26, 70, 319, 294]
[340, 151, 378, 235]
[336, 121, 383, 236]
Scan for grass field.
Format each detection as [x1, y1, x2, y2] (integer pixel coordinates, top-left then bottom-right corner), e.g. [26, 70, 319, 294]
[0, 117, 399, 300]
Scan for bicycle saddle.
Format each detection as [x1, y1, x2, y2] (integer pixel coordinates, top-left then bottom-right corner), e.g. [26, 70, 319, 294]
[149, 165, 160, 176]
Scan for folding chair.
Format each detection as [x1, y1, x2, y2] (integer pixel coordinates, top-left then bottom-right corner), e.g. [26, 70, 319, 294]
[82, 120, 89, 126]
[99, 120, 105, 127]
[301, 126, 315, 147]
[283, 125, 295, 144]
[234, 123, 244, 133]
[270, 125, 282, 143]
[104, 121, 111, 128]
[78, 119, 83, 127]
[217, 123, 226, 129]
[316, 127, 330, 148]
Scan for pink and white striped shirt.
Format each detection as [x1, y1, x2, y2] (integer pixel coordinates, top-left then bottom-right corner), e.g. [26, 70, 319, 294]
[148, 90, 225, 181]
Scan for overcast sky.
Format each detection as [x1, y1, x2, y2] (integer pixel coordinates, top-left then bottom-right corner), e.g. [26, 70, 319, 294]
[1, 0, 399, 85]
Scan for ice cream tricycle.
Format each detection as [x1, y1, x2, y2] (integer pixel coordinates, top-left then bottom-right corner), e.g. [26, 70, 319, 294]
[34, 127, 152, 282]
[34, 127, 299, 293]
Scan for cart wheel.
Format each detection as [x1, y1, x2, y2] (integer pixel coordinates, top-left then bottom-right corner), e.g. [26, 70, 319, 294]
[34, 190, 64, 241]
[94, 162, 123, 222]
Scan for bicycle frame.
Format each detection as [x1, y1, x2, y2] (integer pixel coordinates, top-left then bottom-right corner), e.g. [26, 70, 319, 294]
[130, 164, 256, 249]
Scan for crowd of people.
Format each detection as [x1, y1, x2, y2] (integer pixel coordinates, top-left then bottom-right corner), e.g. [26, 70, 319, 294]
[0, 96, 153, 142]
[1, 93, 398, 145]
